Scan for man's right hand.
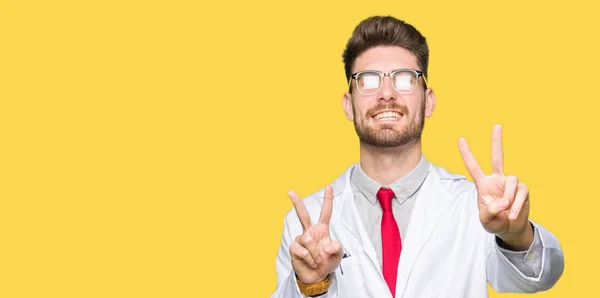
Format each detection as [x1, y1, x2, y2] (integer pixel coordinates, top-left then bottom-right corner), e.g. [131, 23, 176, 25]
[288, 185, 344, 285]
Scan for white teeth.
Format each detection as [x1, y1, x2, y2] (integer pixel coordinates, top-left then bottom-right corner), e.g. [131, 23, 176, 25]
[374, 111, 400, 120]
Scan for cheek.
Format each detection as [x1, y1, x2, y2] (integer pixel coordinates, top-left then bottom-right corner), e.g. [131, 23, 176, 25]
[353, 96, 377, 115]
[354, 106, 370, 121]
[407, 96, 425, 115]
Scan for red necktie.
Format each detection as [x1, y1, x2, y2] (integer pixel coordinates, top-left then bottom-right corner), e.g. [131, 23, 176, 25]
[377, 188, 401, 297]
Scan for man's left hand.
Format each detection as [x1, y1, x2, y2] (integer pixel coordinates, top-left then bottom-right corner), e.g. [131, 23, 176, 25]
[458, 124, 533, 251]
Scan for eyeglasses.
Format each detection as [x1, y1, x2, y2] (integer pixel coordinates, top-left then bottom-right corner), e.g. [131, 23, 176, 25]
[348, 69, 428, 96]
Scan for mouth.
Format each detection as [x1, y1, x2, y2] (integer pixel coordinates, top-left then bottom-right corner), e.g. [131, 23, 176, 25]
[372, 110, 403, 122]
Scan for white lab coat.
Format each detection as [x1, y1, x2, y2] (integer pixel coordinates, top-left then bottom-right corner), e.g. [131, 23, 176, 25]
[271, 163, 564, 298]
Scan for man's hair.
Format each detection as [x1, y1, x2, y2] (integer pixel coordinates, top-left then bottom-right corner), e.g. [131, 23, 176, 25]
[342, 16, 429, 85]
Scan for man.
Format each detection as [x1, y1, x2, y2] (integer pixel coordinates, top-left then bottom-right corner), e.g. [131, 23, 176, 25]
[271, 16, 564, 298]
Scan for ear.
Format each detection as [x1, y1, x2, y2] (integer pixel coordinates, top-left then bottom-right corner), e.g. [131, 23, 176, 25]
[424, 88, 436, 118]
[342, 92, 354, 121]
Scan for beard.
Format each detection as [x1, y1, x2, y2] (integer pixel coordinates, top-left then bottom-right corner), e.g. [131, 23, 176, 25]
[353, 99, 425, 148]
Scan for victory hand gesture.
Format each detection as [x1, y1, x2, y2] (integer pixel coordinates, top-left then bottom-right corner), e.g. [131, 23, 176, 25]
[458, 125, 534, 250]
[288, 185, 344, 284]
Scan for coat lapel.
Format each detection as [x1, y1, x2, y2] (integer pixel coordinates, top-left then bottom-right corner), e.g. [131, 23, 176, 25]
[322, 165, 385, 281]
[395, 166, 455, 298]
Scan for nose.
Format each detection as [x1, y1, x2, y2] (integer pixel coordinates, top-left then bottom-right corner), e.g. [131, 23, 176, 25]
[378, 75, 395, 101]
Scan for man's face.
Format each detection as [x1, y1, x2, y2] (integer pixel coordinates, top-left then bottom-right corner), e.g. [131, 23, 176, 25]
[343, 46, 435, 148]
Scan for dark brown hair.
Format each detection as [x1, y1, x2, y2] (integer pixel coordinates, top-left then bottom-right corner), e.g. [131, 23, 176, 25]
[342, 16, 429, 86]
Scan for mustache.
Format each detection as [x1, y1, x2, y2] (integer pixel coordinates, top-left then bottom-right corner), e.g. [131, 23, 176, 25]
[367, 102, 409, 117]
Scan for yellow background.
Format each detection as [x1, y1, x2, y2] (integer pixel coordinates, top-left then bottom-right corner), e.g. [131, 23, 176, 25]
[1, 0, 598, 297]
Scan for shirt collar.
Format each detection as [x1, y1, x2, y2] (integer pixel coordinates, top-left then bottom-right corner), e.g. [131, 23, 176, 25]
[351, 154, 430, 205]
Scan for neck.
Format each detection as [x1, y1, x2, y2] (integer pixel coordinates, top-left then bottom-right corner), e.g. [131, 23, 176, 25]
[359, 139, 423, 185]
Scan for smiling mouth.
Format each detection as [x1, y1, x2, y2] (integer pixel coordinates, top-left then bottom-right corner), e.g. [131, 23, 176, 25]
[373, 111, 402, 121]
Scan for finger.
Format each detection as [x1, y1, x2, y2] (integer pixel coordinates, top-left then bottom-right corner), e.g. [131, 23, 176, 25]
[458, 137, 485, 182]
[491, 124, 504, 175]
[290, 238, 317, 269]
[288, 190, 311, 231]
[318, 185, 334, 225]
[503, 175, 519, 205]
[299, 233, 322, 264]
[509, 183, 529, 220]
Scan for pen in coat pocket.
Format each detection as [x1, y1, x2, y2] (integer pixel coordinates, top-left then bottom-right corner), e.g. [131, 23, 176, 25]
[340, 253, 350, 275]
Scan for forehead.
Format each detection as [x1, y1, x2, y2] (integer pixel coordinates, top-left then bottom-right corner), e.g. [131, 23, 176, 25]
[353, 46, 420, 73]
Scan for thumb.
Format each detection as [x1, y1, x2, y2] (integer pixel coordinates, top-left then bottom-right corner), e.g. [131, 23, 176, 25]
[480, 199, 509, 224]
[323, 240, 343, 256]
